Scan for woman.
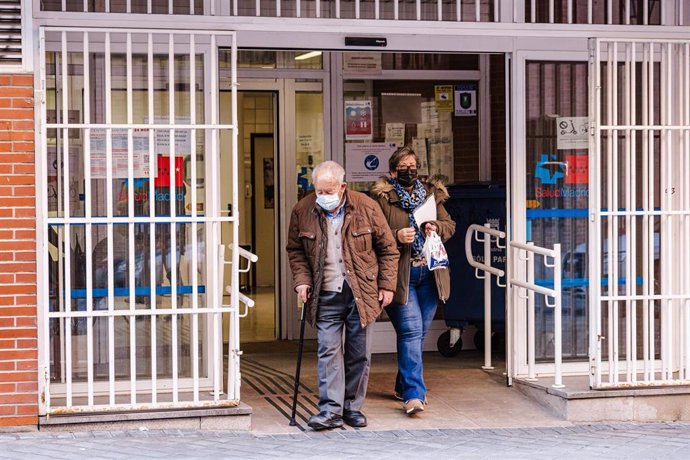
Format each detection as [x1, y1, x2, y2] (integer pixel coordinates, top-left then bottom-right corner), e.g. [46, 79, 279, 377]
[371, 146, 455, 416]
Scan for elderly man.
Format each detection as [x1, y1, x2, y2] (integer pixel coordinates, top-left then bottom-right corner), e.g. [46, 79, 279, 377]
[287, 160, 399, 430]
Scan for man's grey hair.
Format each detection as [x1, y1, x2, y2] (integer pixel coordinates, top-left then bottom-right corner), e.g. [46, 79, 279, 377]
[312, 161, 346, 184]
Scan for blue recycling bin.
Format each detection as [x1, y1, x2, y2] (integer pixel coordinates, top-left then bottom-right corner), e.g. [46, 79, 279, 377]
[438, 183, 506, 356]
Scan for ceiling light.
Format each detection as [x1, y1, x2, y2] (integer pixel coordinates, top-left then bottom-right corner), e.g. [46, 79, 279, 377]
[294, 51, 322, 61]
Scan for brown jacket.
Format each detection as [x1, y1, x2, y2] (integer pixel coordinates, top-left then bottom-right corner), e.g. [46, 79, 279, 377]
[286, 190, 399, 327]
[370, 177, 456, 305]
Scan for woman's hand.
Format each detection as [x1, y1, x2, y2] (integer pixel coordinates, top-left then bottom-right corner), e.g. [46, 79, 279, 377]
[424, 223, 438, 236]
[397, 227, 416, 244]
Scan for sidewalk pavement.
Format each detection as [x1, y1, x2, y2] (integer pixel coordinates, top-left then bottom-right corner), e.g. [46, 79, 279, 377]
[2, 422, 690, 459]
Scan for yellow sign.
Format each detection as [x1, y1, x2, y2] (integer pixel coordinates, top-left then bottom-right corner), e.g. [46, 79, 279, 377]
[434, 85, 453, 113]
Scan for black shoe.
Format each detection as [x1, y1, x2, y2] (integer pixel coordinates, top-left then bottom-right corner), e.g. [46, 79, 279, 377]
[343, 410, 367, 428]
[307, 411, 344, 431]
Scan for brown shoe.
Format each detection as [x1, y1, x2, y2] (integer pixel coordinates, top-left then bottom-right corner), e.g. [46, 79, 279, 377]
[403, 399, 425, 415]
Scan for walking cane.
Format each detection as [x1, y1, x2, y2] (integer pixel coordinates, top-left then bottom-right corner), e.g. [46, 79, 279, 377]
[289, 297, 308, 426]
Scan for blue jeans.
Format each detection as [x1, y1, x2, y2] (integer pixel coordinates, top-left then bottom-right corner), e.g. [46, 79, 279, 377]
[386, 265, 438, 402]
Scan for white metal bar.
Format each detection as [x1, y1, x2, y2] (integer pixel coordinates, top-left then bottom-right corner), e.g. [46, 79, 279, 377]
[530, 0, 535, 23]
[589, 36, 602, 387]
[475, 0, 480, 22]
[588, 0, 592, 24]
[680, 42, 690, 379]
[624, 0, 630, 25]
[548, 0, 554, 23]
[643, 0, 649, 25]
[624, 41, 633, 384]
[509, 240, 558, 259]
[606, 42, 614, 384]
[510, 279, 557, 299]
[456, 0, 460, 22]
[190, 33, 200, 404]
[169, 0, 173, 15]
[607, 0, 612, 24]
[527, 245, 536, 380]
[126, 32, 137, 406]
[45, 123, 236, 130]
[38, 28, 51, 415]
[601, 294, 690, 302]
[482, 223, 493, 370]
[105, 31, 116, 406]
[612, 41, 620, 384]
[336, 0, 340, 18]
[82, 30, 94, 407]
[355, 0, 360, 19]
[437, 0, 441, 21]
[494, 0, 498, 22]
[60, 30, 73, 408]
[375, 0, 379, 19]
[316, 0, 320, 18]
[660, 43, 677, 380]
[296, 0, 300, 17]
[45, 216, 237, 225]
[147, 32, 157, 406]
[48, 306, 247, 319]
[168, 32, 179, 404]
[255, 0, 260, 16]
[553, 244, 563, 388]
[416, 0, 421, 20]
[630, 40, 637, 383]
[228, 32, 239, 400]
[212, 33, 223, 401]
[641, 42, 651, 382]
[648, 42, 656, 383]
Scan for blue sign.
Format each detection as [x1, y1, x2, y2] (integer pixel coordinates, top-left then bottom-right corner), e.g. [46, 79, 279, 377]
[364, 155, 379, 171]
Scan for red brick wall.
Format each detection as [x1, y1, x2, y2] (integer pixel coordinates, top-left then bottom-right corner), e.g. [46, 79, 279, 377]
[0, 74, 38, 428]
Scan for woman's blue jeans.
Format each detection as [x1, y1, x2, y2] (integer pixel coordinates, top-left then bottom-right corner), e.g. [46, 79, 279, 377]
[386, 265, 438, 402]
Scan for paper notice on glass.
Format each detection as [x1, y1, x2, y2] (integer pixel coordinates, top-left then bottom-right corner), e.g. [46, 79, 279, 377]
[413, 196, 437, 227]
[385, 123, 405, 147]
[412, 138, 429, 176]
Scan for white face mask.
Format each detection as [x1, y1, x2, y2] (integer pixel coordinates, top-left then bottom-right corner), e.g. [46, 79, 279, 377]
[316, 192, 341, 211]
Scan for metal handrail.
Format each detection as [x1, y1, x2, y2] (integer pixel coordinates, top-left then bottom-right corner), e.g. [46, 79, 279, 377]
[465, 223, 506, 370]
[509, 241, 563, 388]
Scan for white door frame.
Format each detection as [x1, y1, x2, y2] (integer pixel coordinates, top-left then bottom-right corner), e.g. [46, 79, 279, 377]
[509, 49, 591, 380]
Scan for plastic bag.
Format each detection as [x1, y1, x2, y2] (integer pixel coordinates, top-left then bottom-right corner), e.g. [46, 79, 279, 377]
[422, 230, 449, 271]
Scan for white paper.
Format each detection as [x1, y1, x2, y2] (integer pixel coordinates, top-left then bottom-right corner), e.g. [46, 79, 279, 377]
[413, 196, 437, 227]
[385, 123, 405, 147]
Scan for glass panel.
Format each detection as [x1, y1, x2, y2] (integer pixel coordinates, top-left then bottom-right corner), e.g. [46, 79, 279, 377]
[343, 78, 480, 191]
[525, 61, 589, 361]
[296, 88, 324, 200]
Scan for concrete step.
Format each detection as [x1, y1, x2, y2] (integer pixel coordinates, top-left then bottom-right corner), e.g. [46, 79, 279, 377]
[514, 375, 690, 422]
[39, 403, 252, 432]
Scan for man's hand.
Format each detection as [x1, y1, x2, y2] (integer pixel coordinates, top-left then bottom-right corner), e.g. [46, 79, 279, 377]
[295, 285, 312, 303]
[378, 289, 394, 307]
[397, 227, 416, 244]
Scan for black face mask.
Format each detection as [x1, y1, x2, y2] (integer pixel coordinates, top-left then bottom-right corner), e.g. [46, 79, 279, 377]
[396, 167, 418, 186]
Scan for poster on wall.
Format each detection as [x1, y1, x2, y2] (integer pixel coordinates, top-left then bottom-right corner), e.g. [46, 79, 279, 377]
[434, 85, 453, 113]
[454, 84, 477, 117]
[345, 100, 373, 141]
[345, 143, 397, 182]
[90, 129, 151, 179]
[557, 116, 589, 150]
[411, 138, 429, 176]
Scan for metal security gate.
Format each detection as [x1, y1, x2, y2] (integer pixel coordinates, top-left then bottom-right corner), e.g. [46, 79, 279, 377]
[589, 38, 690, 388]
[36, 28, 252, 414]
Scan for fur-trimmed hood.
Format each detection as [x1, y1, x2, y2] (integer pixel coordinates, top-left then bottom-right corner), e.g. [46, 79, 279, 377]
[370, 176, 449, 202]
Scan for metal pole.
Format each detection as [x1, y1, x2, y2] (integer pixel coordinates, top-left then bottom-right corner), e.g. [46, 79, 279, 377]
[482, 223, 493, 370]
[289, 300, 308, 426]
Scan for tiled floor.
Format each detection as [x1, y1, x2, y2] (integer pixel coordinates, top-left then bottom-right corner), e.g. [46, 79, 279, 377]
[239, 342, 572, 434]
